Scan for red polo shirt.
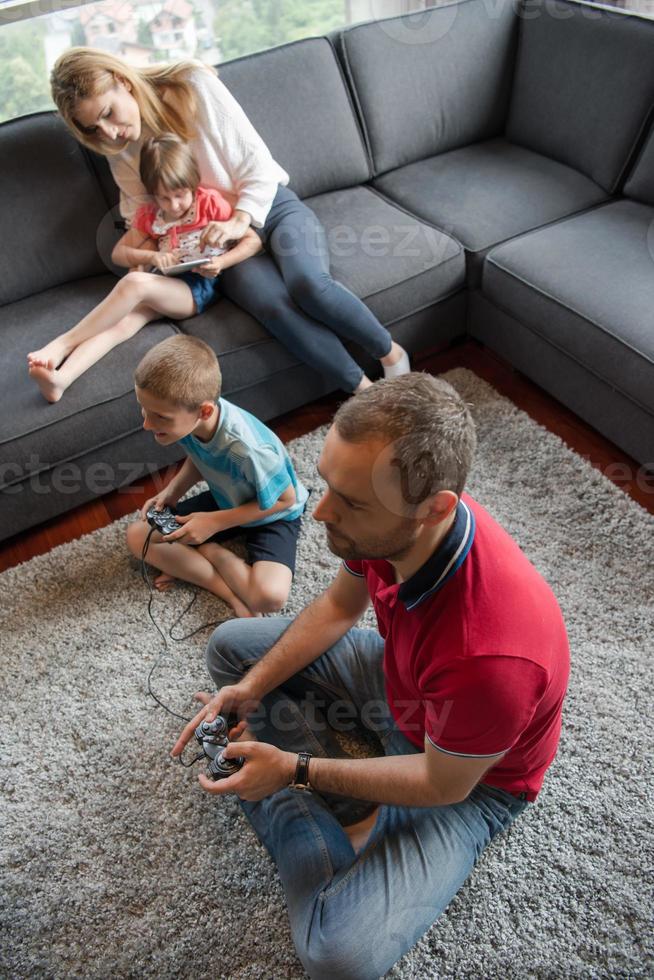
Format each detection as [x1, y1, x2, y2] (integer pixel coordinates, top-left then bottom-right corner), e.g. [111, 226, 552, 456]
[344, 494, 570, 801]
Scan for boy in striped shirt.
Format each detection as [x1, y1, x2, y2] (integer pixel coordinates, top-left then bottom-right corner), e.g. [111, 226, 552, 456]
[127, 335, 308, 618]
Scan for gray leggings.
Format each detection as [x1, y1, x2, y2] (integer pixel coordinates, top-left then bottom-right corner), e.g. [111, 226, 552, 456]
[220, 185, 393, 392]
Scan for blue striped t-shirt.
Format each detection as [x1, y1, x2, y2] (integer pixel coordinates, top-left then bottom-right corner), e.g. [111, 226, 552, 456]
[179, 398, 308, 527]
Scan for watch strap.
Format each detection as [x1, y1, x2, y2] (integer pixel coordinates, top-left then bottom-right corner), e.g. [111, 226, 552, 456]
[292, 751, 312, 789]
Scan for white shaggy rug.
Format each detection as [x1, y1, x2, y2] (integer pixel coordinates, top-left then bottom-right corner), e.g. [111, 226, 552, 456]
[1, 369, 653, 979]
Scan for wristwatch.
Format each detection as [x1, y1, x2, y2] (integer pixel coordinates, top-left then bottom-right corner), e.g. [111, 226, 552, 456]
[290, 751, 312, 791]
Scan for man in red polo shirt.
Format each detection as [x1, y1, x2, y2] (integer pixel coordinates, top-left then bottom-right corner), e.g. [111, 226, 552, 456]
[172, 374, 570, 980]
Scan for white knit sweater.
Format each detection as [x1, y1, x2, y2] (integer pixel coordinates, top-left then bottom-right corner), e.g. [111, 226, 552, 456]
[108, 62, 289, 229]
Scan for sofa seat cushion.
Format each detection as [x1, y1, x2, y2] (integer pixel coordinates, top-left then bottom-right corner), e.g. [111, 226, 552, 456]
[1, 276, 177, 491]
[303, 186, 465, 323]
[482, 200, 654, 417]
[373, 138, 609, 281]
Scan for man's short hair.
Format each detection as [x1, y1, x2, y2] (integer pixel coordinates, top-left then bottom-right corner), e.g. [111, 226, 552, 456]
[134, 335, 221, 409]
[334, 373, 476, 502]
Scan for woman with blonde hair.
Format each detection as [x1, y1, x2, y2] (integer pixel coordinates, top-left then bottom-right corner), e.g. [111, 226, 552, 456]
[49, 47, 409, 394]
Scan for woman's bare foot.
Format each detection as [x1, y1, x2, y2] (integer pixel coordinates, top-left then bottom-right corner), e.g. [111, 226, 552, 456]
[154, 571, 176, 591]
[343, 806, 380, 854]
[28, 363, 67, 403]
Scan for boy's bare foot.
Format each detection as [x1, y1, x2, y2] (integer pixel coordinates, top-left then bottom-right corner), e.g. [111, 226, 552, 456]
[343, 806, 380, 854]
[229, 593, 257, 619]
[28, 363, 66, 403]
[154, 570, 253, 619]
[154, 571, 176, 591]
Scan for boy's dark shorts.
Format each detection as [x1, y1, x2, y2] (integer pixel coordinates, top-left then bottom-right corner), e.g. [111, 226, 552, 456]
[174, 491, 302, 575]
[178, 271, 221, 314]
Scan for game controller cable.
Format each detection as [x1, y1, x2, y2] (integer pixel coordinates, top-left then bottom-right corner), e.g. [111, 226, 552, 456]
[139, 509, 246, 782]
[140, 525, 226, 725]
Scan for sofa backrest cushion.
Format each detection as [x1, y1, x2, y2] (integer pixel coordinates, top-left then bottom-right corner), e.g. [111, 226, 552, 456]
[624, 124, 654, 205]
[0, 113, 111, 307]
[506, 0, 654, 194]
[336, 0, 519, 177]
[218, 37, 370, 199]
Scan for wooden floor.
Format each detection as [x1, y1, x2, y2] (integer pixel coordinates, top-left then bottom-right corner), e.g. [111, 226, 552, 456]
[1, 339, 652, 574]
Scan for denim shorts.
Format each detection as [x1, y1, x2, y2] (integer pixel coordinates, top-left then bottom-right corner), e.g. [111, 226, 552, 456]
[174, 490, 302, 574]
[178, 271, 221, 314]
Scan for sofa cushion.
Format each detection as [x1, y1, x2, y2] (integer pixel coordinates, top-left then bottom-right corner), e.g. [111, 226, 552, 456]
[337, 0, 518, 176]
[374, 138, 609, 282]
[217, 37, 370, 199]
[0, 277, 177, 491]
[303, 187, 465, 323]
[624, 125, 654, 206]
[506, 0, 654, 194]
[482, 200, 654, 417]
[0, 113, 112, 306]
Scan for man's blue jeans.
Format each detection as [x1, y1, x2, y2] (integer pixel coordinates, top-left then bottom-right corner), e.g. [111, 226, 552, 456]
[207, 618, 529, 980]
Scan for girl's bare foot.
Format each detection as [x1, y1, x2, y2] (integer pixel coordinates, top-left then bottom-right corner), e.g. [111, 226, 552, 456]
[28, 363, 66, 403]
[27, 341, 68, 370]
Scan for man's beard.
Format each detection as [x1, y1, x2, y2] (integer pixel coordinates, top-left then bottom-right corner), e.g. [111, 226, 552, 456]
[324, 521, 417, 563]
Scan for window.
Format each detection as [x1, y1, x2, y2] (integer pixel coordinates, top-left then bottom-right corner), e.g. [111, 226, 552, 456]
[0, 0, 442, 123]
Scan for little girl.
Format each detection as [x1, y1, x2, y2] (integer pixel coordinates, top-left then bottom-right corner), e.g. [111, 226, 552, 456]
[27, 133, 262, 402]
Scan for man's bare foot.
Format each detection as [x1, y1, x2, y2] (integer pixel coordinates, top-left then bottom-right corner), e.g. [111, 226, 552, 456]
[28, 363, 66, 403]
[343, 806, 379, 854]
[154, 572, 176, 591]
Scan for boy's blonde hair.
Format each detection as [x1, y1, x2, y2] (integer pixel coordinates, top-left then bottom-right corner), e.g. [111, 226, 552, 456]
[134, 336, 221, 410]
[139, 134, 200, 196]
[50, 47, 216, 155]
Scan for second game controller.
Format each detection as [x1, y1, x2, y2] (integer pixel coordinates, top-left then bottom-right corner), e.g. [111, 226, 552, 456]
[195, 716, 244, 781]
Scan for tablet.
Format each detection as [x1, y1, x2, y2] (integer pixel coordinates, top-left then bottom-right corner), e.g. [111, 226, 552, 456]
[161, 257, 212, 276]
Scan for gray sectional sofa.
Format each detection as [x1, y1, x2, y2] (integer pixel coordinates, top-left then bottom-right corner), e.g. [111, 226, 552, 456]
[2, 0, 653, 542]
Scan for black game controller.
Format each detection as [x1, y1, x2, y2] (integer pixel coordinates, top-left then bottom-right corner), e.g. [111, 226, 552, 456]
[146, 505, 183, 536]
[195, 715, 244, 781]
